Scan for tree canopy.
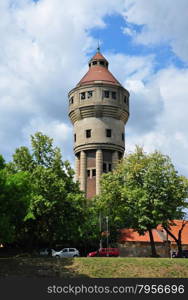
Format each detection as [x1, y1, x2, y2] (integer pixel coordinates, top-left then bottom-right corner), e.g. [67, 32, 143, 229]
[1, 132, 87, 249]
[97, 146, 188, 256]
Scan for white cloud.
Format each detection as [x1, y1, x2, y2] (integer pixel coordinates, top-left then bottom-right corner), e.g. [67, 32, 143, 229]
[0, 0, 188, 180]
[126, 67, 188, 176]
[123, 0, 188, 63]
[0, 0, 125, 161]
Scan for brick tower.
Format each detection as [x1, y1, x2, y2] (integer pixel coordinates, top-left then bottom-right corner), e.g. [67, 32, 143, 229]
[68, 49, 129, 198]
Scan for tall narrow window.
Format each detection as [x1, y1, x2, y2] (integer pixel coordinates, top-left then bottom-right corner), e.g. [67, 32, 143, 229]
[103, 163, 107, 173]
[108, 163, 112, 172]
[106, 129, 111, 137]
[70, 96, 74, 104]
[112, 92, 116, 99]
[74, 134, 76, 142]
[87, 170, 90, 177]
[92, 169, 96, 177]
[86, 129, 91, 138]
[87, 91, 93, 98]
[122, 133, 125, 141]
[124, 95, 127, 103]
[104, 90, 110, 98]
[80, 92, 86, 100]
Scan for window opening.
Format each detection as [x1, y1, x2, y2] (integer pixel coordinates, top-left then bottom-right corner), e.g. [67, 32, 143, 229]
[86, 129, 91, 138]
[112, 92, 116, 99]
[87, 91, 93, 98]
[80, 92, 86, 100]
[104, 90, 110, 98]
[106, 129, 111, 137]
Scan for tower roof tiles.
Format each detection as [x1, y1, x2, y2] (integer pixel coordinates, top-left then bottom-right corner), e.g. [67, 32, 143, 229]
[77, 51, 121, 87]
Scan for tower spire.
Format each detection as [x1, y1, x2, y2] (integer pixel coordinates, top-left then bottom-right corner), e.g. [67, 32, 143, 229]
[97, 40, 100, 53]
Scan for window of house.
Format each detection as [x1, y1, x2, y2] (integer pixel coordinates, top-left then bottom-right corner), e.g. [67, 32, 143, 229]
[122, 133, 124, 141]
[108, 163, 112, 172]
[104, 90, 110, 98]
[87, 170, 90, 177]
[92, 169, 96, 177]
[92, 61, 97, 65]
[86, 129, 91, 138]
[80, 92, 86, 100]
[100, 61, 105, 66]
[87, 91, 93, 98]
[89, 63, 91, 67]
[124, 96, 127, 103]
[74, 134, 76, 142]
[106, 129, 111, 137]
[112, 91, 116, 99]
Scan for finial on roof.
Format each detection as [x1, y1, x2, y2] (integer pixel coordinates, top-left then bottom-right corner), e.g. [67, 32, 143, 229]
[97, 40, 100, 53]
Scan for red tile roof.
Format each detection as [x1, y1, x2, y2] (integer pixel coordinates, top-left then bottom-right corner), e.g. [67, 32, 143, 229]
[120, 229, 163, 243]
[78, 65, 121, 86]
[119, 220, 188, 244]
[91, 52, 108, 61]
[77, 51, 121, 87]
[157, 220, 188, 244]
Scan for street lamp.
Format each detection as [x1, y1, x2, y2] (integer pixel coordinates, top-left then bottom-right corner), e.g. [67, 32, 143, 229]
[106, 216, 109, 257]
[99, 212, 102, 249]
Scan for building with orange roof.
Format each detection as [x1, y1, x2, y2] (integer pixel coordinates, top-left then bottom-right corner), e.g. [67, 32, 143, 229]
[118, 220, 188, 257]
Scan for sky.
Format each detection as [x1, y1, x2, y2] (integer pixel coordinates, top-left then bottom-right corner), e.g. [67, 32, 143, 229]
[0, 0, 188, 178]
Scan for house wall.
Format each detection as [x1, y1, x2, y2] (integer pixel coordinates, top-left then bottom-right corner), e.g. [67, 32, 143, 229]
[118, 241, 171, 258]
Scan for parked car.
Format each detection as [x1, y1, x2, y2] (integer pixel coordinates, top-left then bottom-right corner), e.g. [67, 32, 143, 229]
[87, 248, 120, 257]
[52, 248, 80, 258]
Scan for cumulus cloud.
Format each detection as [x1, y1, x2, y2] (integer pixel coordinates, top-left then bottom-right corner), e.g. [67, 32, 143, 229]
[0, 0, 188, 179]
[123, 0, 188, 63]
[0, 0, 125, 161]
[126, 67, 188, 176]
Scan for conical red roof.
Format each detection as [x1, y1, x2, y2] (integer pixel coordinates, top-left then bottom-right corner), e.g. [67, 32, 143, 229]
[77, 51, 121, 87]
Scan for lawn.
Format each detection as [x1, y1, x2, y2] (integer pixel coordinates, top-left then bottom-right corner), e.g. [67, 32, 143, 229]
[0, 257, 188, 278]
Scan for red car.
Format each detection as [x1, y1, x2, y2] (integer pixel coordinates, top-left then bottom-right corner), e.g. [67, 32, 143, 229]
[87, 248, 119, 257]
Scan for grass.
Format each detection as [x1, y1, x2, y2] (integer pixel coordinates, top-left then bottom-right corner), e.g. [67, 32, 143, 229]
[0, 256, 188, 278]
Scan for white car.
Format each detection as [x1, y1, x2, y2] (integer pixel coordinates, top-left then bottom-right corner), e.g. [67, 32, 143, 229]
[52, 248, 80, 258]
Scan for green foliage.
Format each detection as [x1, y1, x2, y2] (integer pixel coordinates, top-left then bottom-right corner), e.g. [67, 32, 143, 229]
[97, 146, 188, 256]
[0, 155, 5, 170]
[0, 169, 31, 243]
[6, 132, 86, 248]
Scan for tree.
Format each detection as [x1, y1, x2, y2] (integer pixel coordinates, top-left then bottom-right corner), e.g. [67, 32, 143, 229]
[0, 159, 31, 244]
[0, 155, 5, 170]
[97, 146, 188, 257]
[163, 220, 188, 257]
[9, 132, 86, 248]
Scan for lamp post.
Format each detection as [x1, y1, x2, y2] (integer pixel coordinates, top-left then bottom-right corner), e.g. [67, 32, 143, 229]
[106, 216, 109, 257]
[99, 212, 102, 249]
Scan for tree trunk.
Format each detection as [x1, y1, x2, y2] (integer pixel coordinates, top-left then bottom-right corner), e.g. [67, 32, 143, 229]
[148, 228, 158, 257]
[163, 221, 187, 257]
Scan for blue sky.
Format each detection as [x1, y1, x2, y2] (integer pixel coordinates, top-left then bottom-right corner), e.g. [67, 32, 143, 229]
[90, 14, 187, 72]
[0, 0, 188, 180]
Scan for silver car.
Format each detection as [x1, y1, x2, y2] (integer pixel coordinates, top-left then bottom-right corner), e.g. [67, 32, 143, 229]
[52, 248, 80, 258]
